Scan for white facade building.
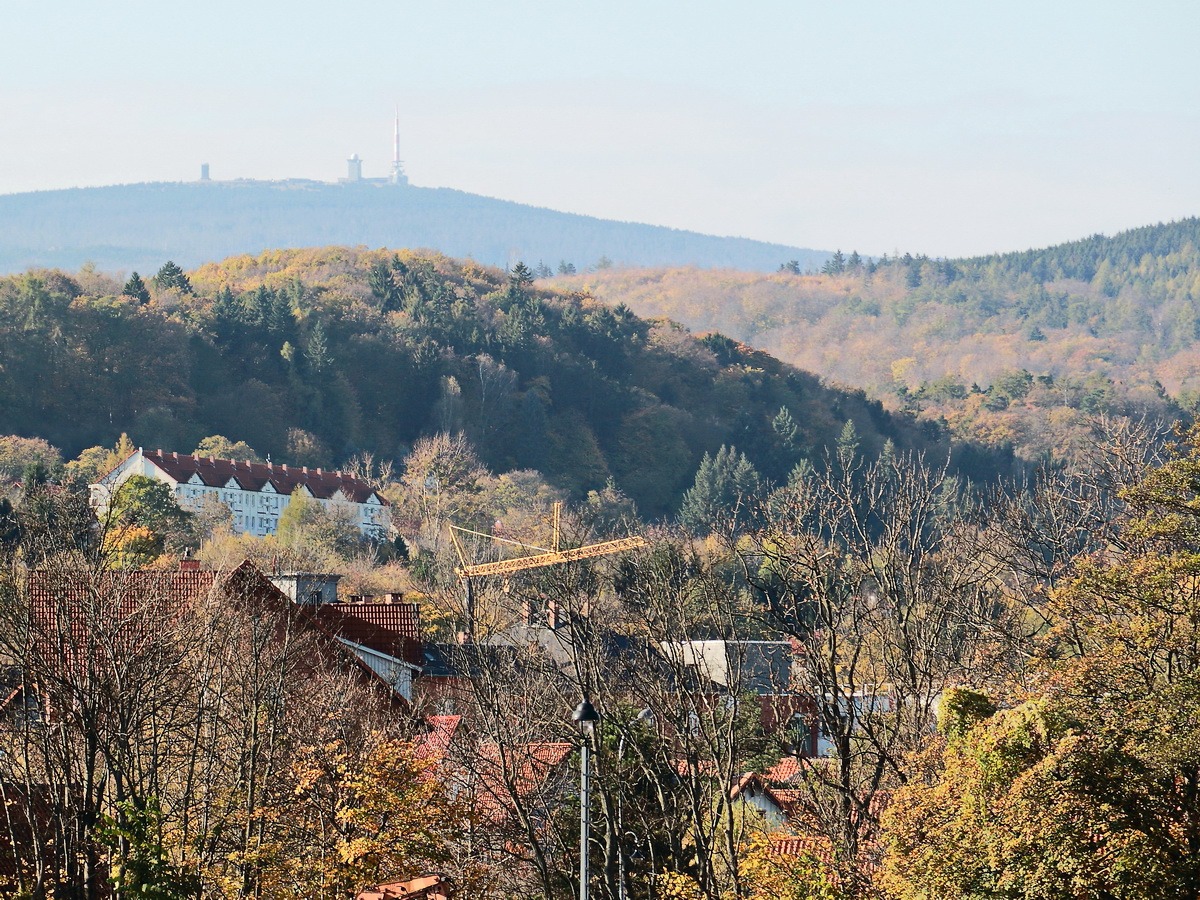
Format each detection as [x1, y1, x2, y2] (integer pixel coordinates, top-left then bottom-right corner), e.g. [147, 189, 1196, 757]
[91, 448, 389, 538]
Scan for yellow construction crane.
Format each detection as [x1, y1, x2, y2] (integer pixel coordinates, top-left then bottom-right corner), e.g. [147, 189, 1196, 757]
[448, 502, 646, 638]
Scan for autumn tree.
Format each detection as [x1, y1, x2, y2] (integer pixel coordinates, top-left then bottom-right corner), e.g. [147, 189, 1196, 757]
[882, 421, 1200, 899]
[193, 434, 263, 463]
[102, 474, 191, 565]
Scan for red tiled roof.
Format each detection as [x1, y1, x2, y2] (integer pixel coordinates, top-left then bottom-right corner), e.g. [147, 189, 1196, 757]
[771, 834, 837, 865]
[417, 715, 462, 762]
[27, 569, 216, 671]
[767, 756, 803, 784]
[473, 741, 574, 821]
[27, 561, 410, 710]
[356, 874, 453, 900]
[126, 450, 387, 505]
[309, 603, 423, 666]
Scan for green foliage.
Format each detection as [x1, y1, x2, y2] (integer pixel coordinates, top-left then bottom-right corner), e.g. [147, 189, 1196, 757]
[0, 434, 62, 484]
[152, 260, 192, 295]
[105, 475, 191, 563]
[936, 687, 997, 741]
[121, 271, 151, 305]
[110, 475, 188, 533]
[97, 799, 200, 900]
[678, 445, 761, 533]
[0, 248, 1009, 521]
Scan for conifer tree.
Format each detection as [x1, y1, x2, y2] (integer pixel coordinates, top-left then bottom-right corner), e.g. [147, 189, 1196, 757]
[153, 260, 192, 294]
[122, 271, 151, 305]
[678, 445, 761, 533]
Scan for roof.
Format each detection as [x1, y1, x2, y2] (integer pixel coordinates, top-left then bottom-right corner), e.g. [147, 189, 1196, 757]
[114, 449, 387, 505]
[356, 874, 453, 900]
[416, 715, 462, 762]
[309, 602, 424, 666]
[26, 560, 409, 708]
[767, 756, 803, 784]
[473, 741, 575, 822]
[27, 568, 216, 671]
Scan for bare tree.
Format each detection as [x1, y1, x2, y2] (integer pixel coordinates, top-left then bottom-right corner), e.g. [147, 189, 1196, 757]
[739, 449, 997, 894]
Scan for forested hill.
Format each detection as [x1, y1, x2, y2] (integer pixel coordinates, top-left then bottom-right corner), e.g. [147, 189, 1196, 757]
[0, 248, 1015, 517]
[560, 218, 1200, 464]
[961, 217, 1200, 284]
[0, 181, 828, 275]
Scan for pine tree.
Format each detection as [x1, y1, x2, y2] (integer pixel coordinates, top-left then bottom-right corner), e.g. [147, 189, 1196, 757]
[772, 406, 800, 448]
[836, 419, 860, 461]
[509, 261, 534, 285]
[678, 445, 761, 533]
[153, 260, 192, 294]
[122, 271, 151, 305]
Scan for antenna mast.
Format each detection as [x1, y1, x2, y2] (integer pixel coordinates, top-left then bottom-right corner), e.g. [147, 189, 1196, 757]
[390, 105, 408, 186]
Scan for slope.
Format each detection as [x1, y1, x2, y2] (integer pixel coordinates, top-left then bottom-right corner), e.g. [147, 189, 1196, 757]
[0, 248, 1014, 518]
[559, 219, 1200, 461]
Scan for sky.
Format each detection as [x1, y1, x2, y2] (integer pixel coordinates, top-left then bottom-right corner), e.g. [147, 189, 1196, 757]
[1, 0, 1197, 258]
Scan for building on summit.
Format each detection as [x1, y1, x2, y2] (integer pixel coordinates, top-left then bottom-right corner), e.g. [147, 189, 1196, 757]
[90, 448, 390, 539]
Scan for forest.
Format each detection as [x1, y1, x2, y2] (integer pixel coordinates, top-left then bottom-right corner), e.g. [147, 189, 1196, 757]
[0, 248, 1015, 520]
[561, 218, 1200, 464]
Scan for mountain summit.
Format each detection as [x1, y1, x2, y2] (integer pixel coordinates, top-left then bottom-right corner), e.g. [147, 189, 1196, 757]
[0, 180, 828, 275]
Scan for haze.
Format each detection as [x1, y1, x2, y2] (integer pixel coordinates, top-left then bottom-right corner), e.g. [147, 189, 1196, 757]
[1, 0, 1196, 258]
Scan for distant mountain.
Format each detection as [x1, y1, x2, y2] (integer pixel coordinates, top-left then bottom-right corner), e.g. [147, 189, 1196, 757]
[0, 180, 829, 275]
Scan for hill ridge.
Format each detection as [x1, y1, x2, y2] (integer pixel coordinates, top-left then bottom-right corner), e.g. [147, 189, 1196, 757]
[0, 180, 829, 275]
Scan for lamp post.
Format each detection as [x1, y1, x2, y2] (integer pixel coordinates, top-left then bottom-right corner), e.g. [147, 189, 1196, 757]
[617, 708, 654, 900]
[572, 697, 601, 900]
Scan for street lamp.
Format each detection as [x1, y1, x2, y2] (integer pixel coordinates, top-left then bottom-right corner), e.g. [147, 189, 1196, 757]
[617, 708, 654, 900]
[572, 698, 601, 900]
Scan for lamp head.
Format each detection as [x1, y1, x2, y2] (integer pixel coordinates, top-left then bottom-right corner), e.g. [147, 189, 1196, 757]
[572, 698, 600, 735]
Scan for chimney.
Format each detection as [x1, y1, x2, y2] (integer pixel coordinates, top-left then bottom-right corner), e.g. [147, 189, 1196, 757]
[172, 451, 179, 460]
[180, 558, 201, 572]
[316, 467, 323, 476]
[547, 596, 561, 630]
[385, 592, 404, 604]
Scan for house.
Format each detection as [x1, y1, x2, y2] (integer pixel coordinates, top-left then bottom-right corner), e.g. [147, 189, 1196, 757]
[19, 559, 414, 708]
[307, 594, 425, 703]
[90, 447, 390, 538]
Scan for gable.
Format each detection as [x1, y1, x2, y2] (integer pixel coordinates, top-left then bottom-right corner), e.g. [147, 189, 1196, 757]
[224, 476, 243, 490]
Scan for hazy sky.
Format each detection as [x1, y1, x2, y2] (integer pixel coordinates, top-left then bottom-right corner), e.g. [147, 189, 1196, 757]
[2, 0, 1196, 257]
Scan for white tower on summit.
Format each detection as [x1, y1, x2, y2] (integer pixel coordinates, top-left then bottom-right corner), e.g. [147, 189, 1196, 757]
[389, 106, 409, 186]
